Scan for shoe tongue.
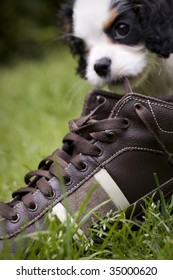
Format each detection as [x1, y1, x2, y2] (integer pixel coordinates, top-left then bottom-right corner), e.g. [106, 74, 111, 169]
[81, 88, 122, 120]
[82, 78, 133, 120]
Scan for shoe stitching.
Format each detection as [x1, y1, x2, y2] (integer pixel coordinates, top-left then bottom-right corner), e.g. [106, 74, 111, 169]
[115, 96, 173, 117]
[1, 96, 173, 239]
[100, 147, 165, 167]
[148, 100, 173, 134]
[0, 168, 101, 239]
[0, 147, 165, 239]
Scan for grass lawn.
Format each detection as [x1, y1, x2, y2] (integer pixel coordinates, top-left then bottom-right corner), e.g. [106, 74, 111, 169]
[0, 49, 173, 260]
[0, 48, 90, 199]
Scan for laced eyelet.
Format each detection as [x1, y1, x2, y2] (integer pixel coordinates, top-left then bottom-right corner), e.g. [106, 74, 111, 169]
[135, 103, 142, 110]
[106, 131, 116, 141]
[97, 96, 105, 104]
[122, 118, 129, 127]
[28, 202, 38, 212]
[96, 147, 103, 157]
[80, 162, 88, 172]
[65, 177, 72, 186]
[11, 213, 20, 223]
[45, 190, 56, 200]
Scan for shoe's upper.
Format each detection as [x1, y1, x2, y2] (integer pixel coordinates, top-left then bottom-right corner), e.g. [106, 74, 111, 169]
[0, 88, 173, 251]
[0, 89, 121, 244]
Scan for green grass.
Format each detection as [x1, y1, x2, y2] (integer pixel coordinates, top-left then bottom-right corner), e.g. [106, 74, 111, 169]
[0, 49, 173, 260]
[1, 195, 173, 260]
[0, 48, 90, 199]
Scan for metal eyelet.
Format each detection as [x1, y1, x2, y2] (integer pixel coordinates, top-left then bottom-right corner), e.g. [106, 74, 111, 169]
[65, 177, 72, 186]
[97, 96, 105, 104]
[11, 213, 20, 223]
[45, 190, 56, 200]
[106, 131, 116, 141]
[96, 147, 103, 157]
[122, 118, 129, 127]
[80, 162, 88, 172]
[134, 103, 142, 110]
[28, 202, 38, 212]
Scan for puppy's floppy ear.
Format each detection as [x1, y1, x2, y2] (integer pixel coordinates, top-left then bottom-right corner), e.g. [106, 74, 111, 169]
[134, 0, 173, 58]
[58, 1, 78, 55]
[58, 1, 74, 35]
[58, 1, 87, 78]
[58, 1, 80, 55]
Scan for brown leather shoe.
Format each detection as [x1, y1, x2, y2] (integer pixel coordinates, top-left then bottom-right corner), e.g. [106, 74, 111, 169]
[0, 88, 173, 252]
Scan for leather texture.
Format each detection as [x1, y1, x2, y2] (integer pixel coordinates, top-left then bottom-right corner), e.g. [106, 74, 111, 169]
[0, 89, 173, 252]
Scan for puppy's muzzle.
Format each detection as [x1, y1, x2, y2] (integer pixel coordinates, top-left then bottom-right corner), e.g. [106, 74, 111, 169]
[94, 57, 111, 77]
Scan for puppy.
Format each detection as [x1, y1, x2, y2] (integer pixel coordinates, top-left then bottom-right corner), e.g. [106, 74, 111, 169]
[60, 0, 173, 96]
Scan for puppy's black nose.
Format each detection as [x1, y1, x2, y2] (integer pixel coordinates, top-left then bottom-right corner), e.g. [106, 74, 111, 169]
[94, 57, 111, 77]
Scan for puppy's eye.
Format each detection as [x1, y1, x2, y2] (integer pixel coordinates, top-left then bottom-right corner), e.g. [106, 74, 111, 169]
[115, 23, 130, 36]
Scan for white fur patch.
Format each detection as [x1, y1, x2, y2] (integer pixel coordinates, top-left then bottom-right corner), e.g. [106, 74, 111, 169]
[87, 43, 147, 87]
[73, 0, 112, 45]
[73, 0, 147, 88]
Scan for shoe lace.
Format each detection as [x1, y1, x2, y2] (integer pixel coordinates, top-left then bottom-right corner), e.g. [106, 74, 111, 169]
[0, 99, 172, 221]
[0, 99, 128, 221]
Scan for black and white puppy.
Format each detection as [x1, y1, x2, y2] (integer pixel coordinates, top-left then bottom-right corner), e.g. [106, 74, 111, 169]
[60, 0, 173, 95]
